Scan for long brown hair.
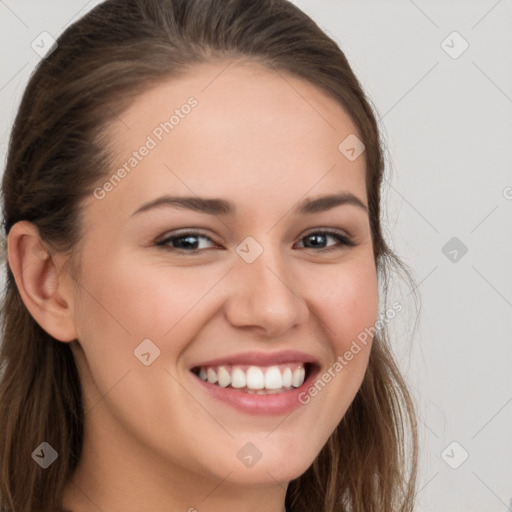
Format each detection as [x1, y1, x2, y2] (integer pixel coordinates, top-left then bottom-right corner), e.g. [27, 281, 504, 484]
[0, 0, 419, 510]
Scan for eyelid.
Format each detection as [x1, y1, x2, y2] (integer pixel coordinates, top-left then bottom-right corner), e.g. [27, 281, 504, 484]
[300, 227, 355, 244]
[156, 226, 356, 251]
[155, 228, 220, 247]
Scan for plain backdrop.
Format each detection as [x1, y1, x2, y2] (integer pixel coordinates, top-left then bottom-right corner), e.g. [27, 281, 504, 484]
[1, 1, 511, 511]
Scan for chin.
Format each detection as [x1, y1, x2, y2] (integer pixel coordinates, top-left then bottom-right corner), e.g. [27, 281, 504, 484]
[217, 461, 313, 487]
[202, 441, 319, 486]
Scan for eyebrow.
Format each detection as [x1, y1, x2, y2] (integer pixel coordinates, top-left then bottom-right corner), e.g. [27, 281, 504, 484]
[131, 191, 368, 217]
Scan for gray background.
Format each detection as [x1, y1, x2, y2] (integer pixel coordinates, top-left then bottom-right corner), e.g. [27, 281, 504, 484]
[1, 1, 511, 510]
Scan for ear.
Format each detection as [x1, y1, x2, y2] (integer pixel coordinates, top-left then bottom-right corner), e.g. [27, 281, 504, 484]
[6, 220, 78, 342]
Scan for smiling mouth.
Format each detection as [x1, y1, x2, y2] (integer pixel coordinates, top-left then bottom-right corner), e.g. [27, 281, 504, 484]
[191, 362, 315, 394]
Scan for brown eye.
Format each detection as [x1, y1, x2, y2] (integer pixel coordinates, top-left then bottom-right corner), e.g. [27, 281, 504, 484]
[156, 231, 217, 252]
[296, 230, 355, 251]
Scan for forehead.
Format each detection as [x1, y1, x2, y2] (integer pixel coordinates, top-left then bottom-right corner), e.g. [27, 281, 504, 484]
[86, 59, 366, 222]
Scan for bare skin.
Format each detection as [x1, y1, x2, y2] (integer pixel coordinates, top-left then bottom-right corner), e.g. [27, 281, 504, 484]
[8, 59, 378, 512]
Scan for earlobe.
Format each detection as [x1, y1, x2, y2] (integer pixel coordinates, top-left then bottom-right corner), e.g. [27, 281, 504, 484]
[6, 220, 78, 343]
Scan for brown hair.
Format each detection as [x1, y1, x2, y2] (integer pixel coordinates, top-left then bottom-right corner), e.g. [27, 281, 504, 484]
[0, 0, 418, 510]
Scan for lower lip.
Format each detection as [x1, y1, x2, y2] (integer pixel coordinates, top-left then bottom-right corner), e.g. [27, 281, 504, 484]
[190, 367, 319, 415]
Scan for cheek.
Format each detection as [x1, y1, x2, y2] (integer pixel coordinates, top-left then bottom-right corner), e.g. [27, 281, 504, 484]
[298, 255, 379, 417]
[309, 255, 379, 351]
[73, 251, 223, 364]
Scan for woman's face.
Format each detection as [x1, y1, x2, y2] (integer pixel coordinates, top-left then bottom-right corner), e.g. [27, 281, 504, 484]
[68, 60, 378, 494]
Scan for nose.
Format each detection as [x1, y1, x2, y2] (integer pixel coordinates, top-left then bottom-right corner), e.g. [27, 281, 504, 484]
[224, 247, 310, 337]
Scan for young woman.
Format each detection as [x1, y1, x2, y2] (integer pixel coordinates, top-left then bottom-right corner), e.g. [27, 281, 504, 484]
[0, 0, 418, 511]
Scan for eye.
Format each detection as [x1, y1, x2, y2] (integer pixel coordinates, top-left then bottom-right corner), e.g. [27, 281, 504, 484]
[156, 231, 217, 252]
[295, 229, 355, 251]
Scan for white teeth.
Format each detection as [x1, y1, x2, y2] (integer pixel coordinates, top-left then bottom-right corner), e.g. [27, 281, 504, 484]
[292, 367, 305, 387]
[282, 367, 292, 387]
[206, 368, 218, 384]
[217, 366, 230, 388]
[231, 367, 246, 388]
[246, 366, 265, 390]
[194, 363, 309, 392]
[264, 366, 283, 389]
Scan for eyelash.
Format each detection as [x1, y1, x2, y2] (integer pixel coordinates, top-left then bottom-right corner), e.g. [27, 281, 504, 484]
[155, 228, 356, 254]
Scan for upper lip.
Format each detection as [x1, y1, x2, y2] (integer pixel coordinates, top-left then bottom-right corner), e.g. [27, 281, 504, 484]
[190, 350, 319, 369]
